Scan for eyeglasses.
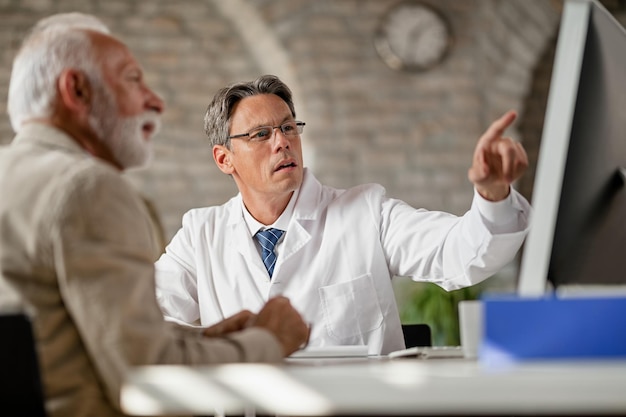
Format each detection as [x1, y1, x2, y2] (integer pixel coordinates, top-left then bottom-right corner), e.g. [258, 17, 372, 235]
[228, 121, 305, 143]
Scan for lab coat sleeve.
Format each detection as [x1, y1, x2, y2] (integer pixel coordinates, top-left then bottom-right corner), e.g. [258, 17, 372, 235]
[154, 210, 202, 324]
[378, 186, 531, 290]
[472, 188, 530, 234]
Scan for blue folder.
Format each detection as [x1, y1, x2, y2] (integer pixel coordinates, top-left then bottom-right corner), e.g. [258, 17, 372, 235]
[480, 295, 626, 366]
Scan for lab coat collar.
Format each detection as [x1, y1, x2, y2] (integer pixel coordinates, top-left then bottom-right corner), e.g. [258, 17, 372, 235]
[225, 168, 325, 270]
[290, 168, 323, 221]
[225, 167, 323, 228]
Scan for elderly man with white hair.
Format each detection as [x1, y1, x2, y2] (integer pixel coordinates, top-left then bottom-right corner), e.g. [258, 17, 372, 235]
[0, 12, 309, 417]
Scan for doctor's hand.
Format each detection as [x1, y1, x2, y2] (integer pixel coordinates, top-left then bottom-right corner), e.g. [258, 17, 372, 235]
[251, 296, 310, 357]
[468, 110, 529, 201]
[203, 310, 256, 337]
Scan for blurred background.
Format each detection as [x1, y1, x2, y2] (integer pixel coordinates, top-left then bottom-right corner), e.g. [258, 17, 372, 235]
[1, 0, 624, 344]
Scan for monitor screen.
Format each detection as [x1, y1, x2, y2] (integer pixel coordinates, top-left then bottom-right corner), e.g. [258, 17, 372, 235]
[517, 0, 626, 296]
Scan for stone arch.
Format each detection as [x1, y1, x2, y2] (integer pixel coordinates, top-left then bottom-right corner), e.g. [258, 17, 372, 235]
[469, 0, 562, 216]
[474, 0, 562, 136]
[211, 0, 315, 168]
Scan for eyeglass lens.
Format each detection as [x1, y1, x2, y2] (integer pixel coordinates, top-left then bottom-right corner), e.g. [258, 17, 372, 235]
[249, 121, 304, 141]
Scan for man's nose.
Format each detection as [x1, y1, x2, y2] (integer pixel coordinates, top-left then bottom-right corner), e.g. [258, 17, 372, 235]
[145, 87, 165, 114]
[271, 127, 291, 149]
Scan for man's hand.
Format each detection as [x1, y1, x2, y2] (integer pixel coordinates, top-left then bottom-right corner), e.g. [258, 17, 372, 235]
[203, 310, 255, 337]
[468, 110, 529, 201]
[250, 296, 310, 356]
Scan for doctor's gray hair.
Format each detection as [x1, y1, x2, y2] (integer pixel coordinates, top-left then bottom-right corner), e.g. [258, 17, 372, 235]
[203, 74, 296, 149]
[8, 13, 110, 132]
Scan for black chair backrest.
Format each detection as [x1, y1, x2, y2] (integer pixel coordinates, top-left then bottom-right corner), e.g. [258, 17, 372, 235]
[401, 323, 432, 348]
[0, 312, 48, 417]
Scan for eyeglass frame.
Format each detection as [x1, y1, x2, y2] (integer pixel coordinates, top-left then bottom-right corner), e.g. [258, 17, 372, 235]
[228, 120, 306, 143]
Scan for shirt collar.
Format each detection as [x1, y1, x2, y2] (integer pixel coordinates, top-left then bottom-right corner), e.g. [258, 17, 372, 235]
[242, 186, 300, 236]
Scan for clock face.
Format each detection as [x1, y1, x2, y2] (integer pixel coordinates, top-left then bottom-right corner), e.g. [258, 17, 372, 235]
[375, 1, 453, 71]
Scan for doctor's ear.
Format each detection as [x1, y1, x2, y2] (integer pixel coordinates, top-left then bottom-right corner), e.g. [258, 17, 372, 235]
[214, 145, 234, 175]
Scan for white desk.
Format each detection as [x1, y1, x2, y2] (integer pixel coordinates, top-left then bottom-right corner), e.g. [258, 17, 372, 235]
[121, 357, 626, 416]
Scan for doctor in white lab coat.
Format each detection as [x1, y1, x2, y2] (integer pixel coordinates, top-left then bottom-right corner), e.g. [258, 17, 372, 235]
[155, 75, 531, 355]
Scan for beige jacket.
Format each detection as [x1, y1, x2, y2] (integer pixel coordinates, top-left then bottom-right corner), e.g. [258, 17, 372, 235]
[0, 123, 283, 417]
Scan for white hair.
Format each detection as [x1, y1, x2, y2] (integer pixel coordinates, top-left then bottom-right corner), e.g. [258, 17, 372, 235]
[7, 13, 111, 132]
[29, 12, 110, 36]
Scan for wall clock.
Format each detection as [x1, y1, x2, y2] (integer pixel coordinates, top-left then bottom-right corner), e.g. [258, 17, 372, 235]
[375, 1, 453, 72]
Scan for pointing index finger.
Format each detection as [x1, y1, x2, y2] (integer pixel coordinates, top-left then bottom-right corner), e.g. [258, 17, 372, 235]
[480, 110, 517, 145]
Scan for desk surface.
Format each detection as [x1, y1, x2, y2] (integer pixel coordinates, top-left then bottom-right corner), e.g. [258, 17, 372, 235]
[121, 357, 626, 416]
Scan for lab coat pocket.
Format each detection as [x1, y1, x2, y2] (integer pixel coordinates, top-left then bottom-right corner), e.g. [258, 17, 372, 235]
[319, 274, 383, 341]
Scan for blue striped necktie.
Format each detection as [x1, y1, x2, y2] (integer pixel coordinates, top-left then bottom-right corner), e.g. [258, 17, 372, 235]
[254, 228, 284, 278]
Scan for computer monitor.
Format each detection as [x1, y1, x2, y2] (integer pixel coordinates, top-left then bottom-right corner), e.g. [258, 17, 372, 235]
[517, 0, 626, 296]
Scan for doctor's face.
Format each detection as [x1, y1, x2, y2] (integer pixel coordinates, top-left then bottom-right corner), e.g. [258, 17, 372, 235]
[220, 94, 304, 203]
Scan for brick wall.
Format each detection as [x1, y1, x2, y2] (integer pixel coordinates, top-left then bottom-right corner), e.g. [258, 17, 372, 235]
[0, 0, 564, 245]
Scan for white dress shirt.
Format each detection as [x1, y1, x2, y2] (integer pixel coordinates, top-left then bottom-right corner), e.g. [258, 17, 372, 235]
[243, 185, 298, 260]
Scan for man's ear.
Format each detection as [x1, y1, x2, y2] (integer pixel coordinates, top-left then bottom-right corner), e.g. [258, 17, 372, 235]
[213, 145, 234, 175]
[57, 69, 92, 114]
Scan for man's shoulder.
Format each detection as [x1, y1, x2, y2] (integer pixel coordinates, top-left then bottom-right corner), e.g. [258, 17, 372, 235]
[59, 157, 133, 198]
[181, 196, 238, 224]
[322, 181, 386, 202]
[304, 169, 386, 202]
[4, 125, 127, 192]
[1, 133, 131, 208]
[296, 171, 387, 218]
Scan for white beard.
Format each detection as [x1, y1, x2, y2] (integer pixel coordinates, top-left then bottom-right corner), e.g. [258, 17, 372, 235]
[88, 83, 161, 169]
[108, 111, 160, 169]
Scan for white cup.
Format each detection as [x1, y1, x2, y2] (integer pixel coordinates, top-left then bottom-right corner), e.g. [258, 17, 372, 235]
[458, 300, 484, 359]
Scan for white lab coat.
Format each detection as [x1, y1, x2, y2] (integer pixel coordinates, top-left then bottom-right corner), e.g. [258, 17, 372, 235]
[155, 169, 531, 354]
